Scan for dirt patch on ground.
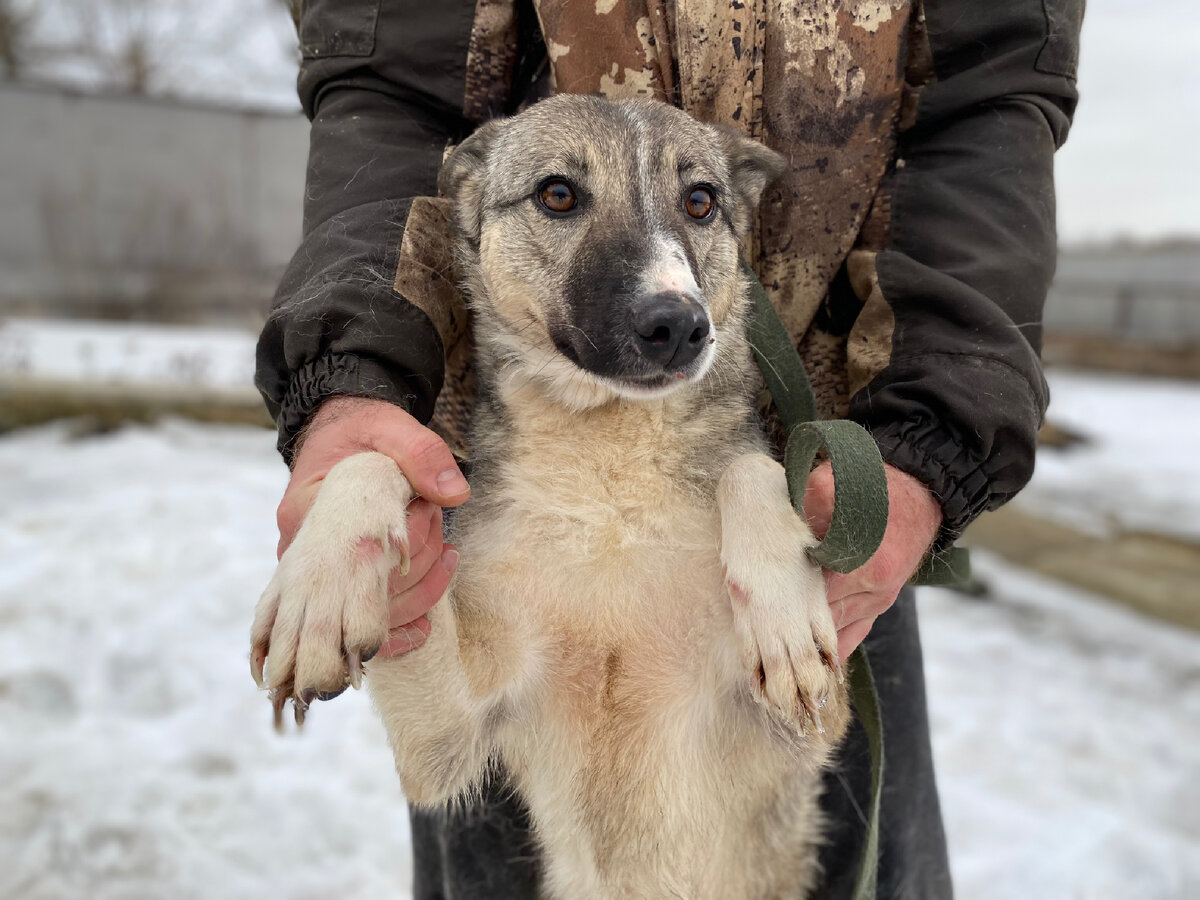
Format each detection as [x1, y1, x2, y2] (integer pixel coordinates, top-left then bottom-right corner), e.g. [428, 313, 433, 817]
[0, 378, 274, 432]
[1043, 333, 1200, 380]
[963, 505, 1200, 631]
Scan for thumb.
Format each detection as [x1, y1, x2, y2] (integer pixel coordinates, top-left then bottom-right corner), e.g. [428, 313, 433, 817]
[374, 417, 471, 507]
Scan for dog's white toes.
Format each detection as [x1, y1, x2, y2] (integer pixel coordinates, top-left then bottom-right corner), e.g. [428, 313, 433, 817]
[788, 644, 836, 729]
[762, 655, 804, 721]
[726, 575, 845, 737]
[250, 643, 268, 689]
[249, 579, 282, 688]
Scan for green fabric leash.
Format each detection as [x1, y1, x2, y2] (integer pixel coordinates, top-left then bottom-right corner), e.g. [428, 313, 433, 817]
[744, 261, 967, 900]
[744, 263, 885, 900]
[743, 263, 889, 575]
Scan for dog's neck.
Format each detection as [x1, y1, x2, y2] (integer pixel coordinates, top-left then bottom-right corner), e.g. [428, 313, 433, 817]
[466, 317, 763, 498]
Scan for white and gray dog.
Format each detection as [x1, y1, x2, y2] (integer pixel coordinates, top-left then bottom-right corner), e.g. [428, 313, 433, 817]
[252, 94, 849, 899]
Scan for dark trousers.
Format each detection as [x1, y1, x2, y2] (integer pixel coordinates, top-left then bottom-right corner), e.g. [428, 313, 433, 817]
[409, 588, 953, 900]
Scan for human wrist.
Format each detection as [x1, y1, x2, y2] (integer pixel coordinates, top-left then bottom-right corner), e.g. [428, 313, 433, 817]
[885, 464, 942, 565]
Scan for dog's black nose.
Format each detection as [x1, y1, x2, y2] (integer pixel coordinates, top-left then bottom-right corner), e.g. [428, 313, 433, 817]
[631, 293, 711, 370]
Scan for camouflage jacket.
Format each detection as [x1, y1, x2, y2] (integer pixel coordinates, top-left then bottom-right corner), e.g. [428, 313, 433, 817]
[257, 0, 1083, 545]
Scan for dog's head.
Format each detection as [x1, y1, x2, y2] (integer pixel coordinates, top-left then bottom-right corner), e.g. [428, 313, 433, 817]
[440, 95, 785, 407]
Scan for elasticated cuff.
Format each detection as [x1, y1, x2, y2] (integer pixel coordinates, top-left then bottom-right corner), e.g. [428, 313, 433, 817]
[276, 352, 417, 465]
[869, 421, 995, 552]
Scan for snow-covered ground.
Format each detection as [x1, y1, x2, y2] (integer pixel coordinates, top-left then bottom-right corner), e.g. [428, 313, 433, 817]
[922, 555, 1200, 900]
[0, 318, 257, 392]
[0, 422, 411, 899]
[1024, 370, 1200, 542]
[2, 342, 1199, 898]
[0, 415, 1197, 898]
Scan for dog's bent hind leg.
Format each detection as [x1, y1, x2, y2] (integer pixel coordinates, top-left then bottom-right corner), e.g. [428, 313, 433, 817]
[717, 453, 848, 741]
[366, 587, 515, 807]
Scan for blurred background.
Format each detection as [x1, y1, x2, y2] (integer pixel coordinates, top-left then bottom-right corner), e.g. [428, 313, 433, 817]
[0, 1, 1196, 897]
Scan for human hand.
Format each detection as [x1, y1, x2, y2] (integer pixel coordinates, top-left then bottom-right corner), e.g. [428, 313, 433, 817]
[275, 396, 469, 660]
[803, 461, 941, 660]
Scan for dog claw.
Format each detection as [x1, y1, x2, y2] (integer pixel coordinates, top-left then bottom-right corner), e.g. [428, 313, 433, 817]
[811, 710, 825, 735]
[271, 689, 288, 733]
[293, 694, 309, 728]
[350, 648, 367, 691]
[250, 646, 267, 688]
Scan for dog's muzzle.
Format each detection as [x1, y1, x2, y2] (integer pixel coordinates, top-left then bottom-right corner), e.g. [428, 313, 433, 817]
[631, 292, 711, 372]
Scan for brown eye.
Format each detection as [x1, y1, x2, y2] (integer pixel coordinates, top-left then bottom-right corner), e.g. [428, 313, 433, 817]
[537, 178, 578, 214]
[685, 186, 715, 221]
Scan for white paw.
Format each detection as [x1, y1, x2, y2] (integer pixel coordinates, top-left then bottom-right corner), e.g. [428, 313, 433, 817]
[718, 455, 842, 735]
[250, 452, 413, 729]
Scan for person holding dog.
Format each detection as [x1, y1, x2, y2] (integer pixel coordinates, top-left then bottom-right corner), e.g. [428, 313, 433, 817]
[256, 1, 1083, 896]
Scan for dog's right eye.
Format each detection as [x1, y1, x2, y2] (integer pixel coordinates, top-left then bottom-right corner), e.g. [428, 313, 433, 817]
[536, 178, 578, 216]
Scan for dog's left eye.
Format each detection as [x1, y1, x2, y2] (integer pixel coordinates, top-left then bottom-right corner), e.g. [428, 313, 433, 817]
[684, 186, 716, 222]
[536, 178, 579, 215]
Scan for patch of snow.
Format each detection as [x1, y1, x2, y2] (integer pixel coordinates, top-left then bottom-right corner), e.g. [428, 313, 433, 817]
[1, 421, 1197, 897]
[1027, 369, 1200, 542]
[0, 318, 258, 391]
[920, 553, 1200, 900]
[0, 421, 411, 899]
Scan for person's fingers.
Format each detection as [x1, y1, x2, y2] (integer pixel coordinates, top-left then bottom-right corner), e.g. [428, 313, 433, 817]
[823, 565, 872, 605]
[398, 499, 438, 562]
[378, 615, 433, 659]
[837, 615, 876, 661]
[386, 546, 458, 635]
[388, 514, 443, 599]
[828, 590, 886, 630]
[801, 461, 835, 540]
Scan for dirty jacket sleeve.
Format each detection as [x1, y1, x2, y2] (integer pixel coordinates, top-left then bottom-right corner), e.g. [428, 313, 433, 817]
[847, 0, 1083, 546]
[254, 0, 481, 463]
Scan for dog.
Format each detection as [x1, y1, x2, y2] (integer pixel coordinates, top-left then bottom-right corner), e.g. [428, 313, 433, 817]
[251, 94, 850, 899]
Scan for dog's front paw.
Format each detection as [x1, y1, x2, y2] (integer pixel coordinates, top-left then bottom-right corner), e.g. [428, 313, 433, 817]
[249, 452, 414, 729]
[718, 455, 843, 737]
[725, 565, 841, 736]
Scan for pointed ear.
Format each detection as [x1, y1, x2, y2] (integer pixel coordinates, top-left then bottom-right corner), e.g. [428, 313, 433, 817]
[711, 126, 787, 236]
[438, 119, 506, 243]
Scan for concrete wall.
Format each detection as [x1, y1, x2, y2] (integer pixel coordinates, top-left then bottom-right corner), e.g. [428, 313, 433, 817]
[1045, 247, 1200, 344]
[2, 82, 1197, 345]
[0, 84, 308, 327]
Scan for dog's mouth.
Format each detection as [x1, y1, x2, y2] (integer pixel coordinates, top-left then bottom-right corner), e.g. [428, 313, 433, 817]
[609, 371, 690, 392]
[549, 330, 715, 399]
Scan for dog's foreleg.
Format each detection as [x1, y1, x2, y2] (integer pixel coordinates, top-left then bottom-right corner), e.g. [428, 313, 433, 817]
[250, 451, 506, 806]
[251, 451, 415, 725]
[717, 454, 848, 741]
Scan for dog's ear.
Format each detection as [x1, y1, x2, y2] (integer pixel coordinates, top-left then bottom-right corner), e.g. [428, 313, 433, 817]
[711, 126, 787, 236]
[438, 119, 505, 242]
